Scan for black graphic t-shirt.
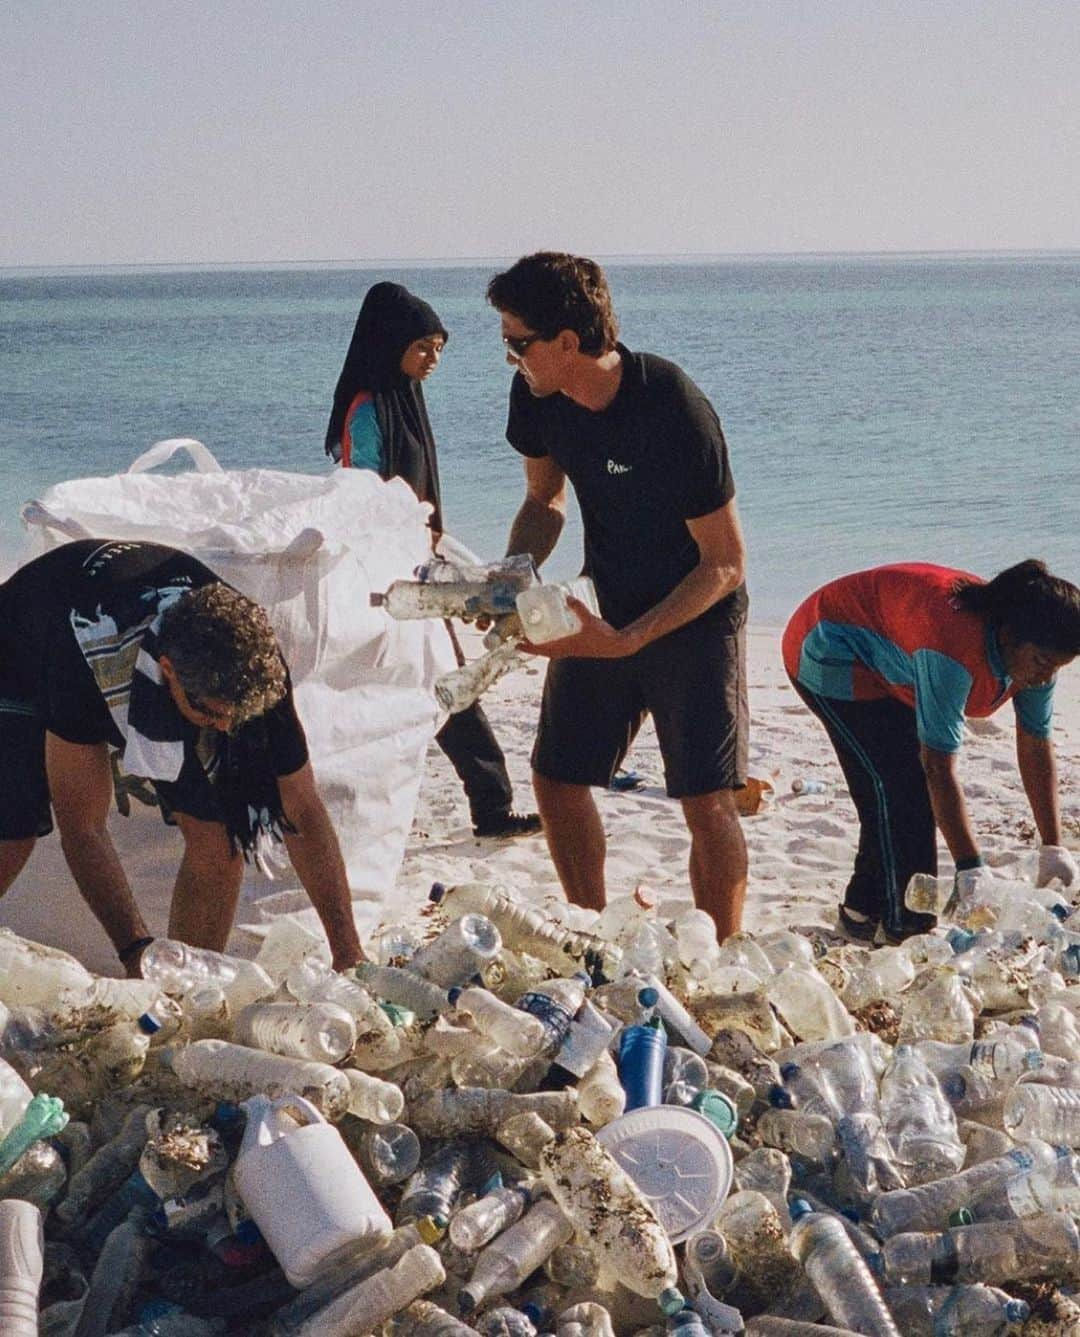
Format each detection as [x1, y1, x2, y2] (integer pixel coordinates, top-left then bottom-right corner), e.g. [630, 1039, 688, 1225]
[506, 345, 748, 631]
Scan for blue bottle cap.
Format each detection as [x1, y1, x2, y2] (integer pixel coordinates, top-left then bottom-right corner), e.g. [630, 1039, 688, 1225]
[1005, 1299, 1031, 1323]
[947, 927, 976, 954]
[212, 1101, 243, 1130]
[768, 1084, 795, 1109]
[520, 1301, 549, 1324]
[788, 1198, 813, 1222]
[429, 881, 447, 903]
[637, 986, 660, 1008]
[779, 1060, 800, 1081]
[235, 1218, 262, 1245]
[942, 1071, 967, 1101]
[447, 986, 463, 1006]
[137, 1011, 162, 1034]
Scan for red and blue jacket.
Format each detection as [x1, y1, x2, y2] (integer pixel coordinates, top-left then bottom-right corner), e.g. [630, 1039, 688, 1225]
[782, 563, 1055, 754]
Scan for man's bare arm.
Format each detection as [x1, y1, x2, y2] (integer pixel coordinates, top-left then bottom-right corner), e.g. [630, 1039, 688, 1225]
[505, 455, 568, 570]
[46, 734, 149, 951]
[278, 761, 365, 969]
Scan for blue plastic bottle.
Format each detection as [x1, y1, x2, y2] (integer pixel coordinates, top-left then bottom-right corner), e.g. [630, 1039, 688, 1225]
[618, 1017, 668, 1110]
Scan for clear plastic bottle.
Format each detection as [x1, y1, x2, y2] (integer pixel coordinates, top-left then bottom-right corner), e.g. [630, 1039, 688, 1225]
[915, 1033, 1042, 1086]
[871, 1143, 1056, 1236]
[449, 1180, 537, 1252]
[538, 1126, 677, 1300]
[897, 968, 976, 1046]
[373, 555, 536, 620]
[881, 1210, 1080, 1286]
[109, 1315, 226, 1336]
[787, 1200, 900, 1336]
[435, 641, 525, 714]
[286, 956, 401, 1068]
[56, 1102, 153, 1227]
[353, 962, 450, 1020]
[683, 1230, 737, 1296]
[495, 1111, 557, 1168]
[732, 1146, 793, 1219]
[742, 1321, 870, 1336]
[450, 986, 548, 1058]
[516, 976, 589, 1057]
[514, 577, 598, 644]
[970, 1145, 1080, 1221]
[0, 1199, 42, 1337]
[767, 966, 855, 1043]
[1003, 1082, 1080, 1144]
[459, 1199, 574, 1313]
[356, 1121, 422, 1187]
[842, 946, 916, 1011]
[342, 1068, 404, 1123]
[0, 1056, 33, 1139]
[407, 916, 503, 988]
[388, 1299, 481, 1336]
[408, 1088, 578, 1138]
[29, 1017, 155, 1113]
[431, 883, 623, 981]
[713, 1191, 811, 1319]
[576, 1049, 626, 1127]
[76, 1204, 154, 1337]
[140, 939, 273, 1010]
[755, 1108, 836, 1165]
[663, 1046, 709, 1091]
[233, 1000, 357, 1064]
[253, 917, 330, 985]
[292, 1243, 446, 1337]
[0, 930, 100, 1006]
[880, 1283, 1030, 1336]
[878, 1044, 965, 1183]
[166, 1038, 351, 1121]
[398, 1142, 475, 1225]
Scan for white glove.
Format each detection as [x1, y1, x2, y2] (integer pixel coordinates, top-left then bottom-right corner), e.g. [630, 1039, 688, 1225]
[1037, 845, 1079, 890]
[953, 863, 997, 901]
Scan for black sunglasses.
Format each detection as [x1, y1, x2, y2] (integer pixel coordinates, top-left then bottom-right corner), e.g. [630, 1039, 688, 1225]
[502, 331, 547, 358]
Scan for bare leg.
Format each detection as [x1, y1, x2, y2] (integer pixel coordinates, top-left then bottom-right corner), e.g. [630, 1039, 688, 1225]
[532, 771, 607, 912]
[168, 814, 245, 952]
[0, 837, 36, 895]
[681, 790, 747, 942]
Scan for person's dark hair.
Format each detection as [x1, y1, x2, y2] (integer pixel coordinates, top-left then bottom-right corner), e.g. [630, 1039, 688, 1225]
[953, 559, 1080, 654]
[158, 584, 287, 723]
[486, 252, 619, 355]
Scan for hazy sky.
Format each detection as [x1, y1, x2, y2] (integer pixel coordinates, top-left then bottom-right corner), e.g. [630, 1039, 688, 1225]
[4, 1, 1078, 266]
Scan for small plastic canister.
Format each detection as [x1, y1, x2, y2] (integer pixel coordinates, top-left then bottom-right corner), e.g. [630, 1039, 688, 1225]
[618, 1019, 668, 1110]
[234, 1094, 391, 1287]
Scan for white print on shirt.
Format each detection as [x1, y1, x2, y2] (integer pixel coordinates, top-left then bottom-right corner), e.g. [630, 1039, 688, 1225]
[606, 459, 632, 474]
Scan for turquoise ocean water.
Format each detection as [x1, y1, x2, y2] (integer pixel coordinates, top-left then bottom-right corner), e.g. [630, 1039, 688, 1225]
[1, 254, 1077, 625]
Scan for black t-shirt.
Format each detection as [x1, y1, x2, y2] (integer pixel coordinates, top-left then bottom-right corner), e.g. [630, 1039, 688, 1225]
[506, 345, 748, 631]
[0, 539, 307, 774]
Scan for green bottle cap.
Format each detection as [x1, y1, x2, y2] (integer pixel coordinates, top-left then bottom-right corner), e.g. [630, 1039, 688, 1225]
[658, 1287, 686, 1316]
[0, 1092, 68, 1174]
[691, 1088, 739, 1139]
[948, 1207, 974, 1228]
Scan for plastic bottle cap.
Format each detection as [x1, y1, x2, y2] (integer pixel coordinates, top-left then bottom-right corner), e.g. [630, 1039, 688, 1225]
[138, 1011, 162, 1034]
[447, 986, 463, 1006]
[429, 881, 447, 903]
[788, 1198, 813, 1222]
[768, 1084, 795, 1110]
[520, 1301, 547, 1323]
[658, 1287, 686, 1316]
[595, 1105, 733, 1243]
[637, 986, 659, 1008]
[416, 1214, 447, 1243]
[234, 1219, 262, 1245]
[948, 1207, 973, 1227]
[947, 928, 976, 954]
[1006, 1300, 1031, 1323]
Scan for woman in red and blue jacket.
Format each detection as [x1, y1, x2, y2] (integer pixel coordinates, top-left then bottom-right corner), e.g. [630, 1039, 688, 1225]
[783, 559, 1080, 942]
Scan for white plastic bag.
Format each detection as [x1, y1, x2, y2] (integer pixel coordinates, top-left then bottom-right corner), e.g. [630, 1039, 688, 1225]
[21, 439, 455, 902]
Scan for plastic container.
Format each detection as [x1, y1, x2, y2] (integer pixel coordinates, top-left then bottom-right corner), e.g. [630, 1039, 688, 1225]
[449, 986, 548, 1058]
[168, 1040, 352, 1122]
[459, 1199, 574, 1312]
[286, 957, 401, 1068]
[292, 1243, 446, 1337]
[435, 641, 524, 714]
[352, 962, 450, 1021]
[0, 1199, 42, 1336]
[516, 976, 589, 1057]
[1003, 1081, 1080, 1144]
[450, 1181, 536, 1253]
[233, 1001, 357, 1064]
[407, 916, 503, 988]
[788, 1200, 900, 1336]
[881, 1210, 1080, 1286]
[358, 1122, 422, 1187]
[592, 1105, 732, 1245]
[373, 555, 536, 620]
[140, 940, 273, 1010]
[515, 577, 599, 644]
[882, 1282, 1030, 1335]
[233, 1094, 391, 1287]
[618, 1019, 667, 1110]
[343, 1069, 405, 1124]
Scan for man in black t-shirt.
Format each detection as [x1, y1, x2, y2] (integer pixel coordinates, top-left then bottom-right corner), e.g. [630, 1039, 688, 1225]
[0, 539, 364, 973]
[486, 252, 749, 942]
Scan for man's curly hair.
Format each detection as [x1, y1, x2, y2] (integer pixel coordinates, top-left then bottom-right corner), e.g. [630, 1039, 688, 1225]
[157, 584, 287, 724]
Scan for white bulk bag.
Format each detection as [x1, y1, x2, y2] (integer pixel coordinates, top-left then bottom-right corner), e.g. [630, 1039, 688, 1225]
[21, 438, 455, 902]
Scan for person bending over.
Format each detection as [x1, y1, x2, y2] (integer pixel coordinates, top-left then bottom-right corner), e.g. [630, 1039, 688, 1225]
[325, 281, 540, 840]
[486, 252, 749, 941]
[0, 539, 365, 974]
[783, 559, 1080, 943]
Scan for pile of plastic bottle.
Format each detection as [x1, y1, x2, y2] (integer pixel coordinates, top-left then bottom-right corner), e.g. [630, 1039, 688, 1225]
[3, 862, 1080, 1336]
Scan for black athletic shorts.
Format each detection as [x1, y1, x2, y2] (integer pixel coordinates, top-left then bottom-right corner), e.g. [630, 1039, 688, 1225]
[532, 615, 748, 799]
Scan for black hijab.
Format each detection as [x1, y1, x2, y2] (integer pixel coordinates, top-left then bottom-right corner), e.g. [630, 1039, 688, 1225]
[325, 282, 450, 533]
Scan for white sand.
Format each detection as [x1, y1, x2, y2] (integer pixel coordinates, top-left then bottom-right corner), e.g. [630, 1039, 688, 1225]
[4, 623, 1078, 972]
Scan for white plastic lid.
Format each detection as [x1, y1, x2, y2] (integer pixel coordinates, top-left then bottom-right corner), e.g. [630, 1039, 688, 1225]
[595, 1105, 733, 1243]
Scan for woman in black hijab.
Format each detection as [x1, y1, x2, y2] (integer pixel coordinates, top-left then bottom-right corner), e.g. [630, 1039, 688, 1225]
[326, 282, 540, 839]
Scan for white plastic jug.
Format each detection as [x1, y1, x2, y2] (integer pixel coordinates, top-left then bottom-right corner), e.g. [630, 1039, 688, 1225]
[233, 1093, 392, 1287]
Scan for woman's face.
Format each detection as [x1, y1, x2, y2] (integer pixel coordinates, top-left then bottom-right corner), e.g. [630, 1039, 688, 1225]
[400, 335, 445, 381]
[1000, 631, 1074, 689]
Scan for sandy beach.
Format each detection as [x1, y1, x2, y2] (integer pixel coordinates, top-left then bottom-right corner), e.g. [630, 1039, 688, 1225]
[4, 619, 1078, 973]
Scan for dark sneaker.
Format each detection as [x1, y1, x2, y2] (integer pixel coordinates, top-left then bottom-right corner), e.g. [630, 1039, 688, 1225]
[837, 902, 879, 942]
[472, 811, 543, 839]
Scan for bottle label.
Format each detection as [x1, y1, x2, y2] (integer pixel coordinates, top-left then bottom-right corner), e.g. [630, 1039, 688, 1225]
[929, 1234, 960, 1285]
[517, 993, 574, 1047]
[1005, 1170, 1044, 1218]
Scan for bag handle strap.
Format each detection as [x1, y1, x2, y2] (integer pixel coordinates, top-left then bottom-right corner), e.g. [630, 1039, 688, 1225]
[127, 438, 225, 475]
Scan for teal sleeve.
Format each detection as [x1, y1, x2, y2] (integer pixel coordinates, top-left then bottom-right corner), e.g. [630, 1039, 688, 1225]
[1014, 680, 1055, 737]
[912, 648, 972, 753]
[344, 399, 384, 474]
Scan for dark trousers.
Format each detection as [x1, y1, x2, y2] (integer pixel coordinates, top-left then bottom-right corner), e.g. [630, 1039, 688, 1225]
[795, 683, 937, 939]
[435, 703, 514, 824]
